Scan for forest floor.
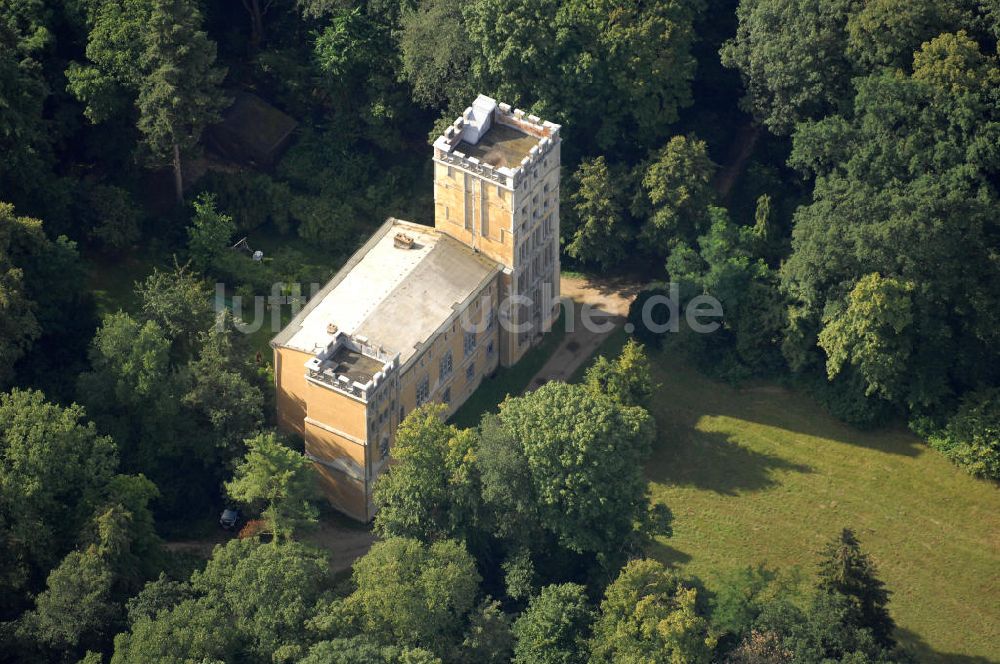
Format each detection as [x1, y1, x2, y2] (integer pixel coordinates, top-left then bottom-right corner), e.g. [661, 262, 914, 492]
[637, 353, 1000, 663]
[713, 122, 763, 201]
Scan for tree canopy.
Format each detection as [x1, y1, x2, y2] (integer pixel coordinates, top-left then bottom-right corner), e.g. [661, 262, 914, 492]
[225, 431, 319, 540]
[0, 389, 117, 606]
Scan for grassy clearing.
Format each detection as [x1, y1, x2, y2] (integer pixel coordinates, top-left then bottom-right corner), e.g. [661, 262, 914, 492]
[640, 353, 1000, 662]
[85, 249, 164, 317]
[449, 310, 568, 429]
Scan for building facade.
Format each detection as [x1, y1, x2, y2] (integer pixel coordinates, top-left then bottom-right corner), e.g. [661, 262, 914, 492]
[271, 95, 561, 520]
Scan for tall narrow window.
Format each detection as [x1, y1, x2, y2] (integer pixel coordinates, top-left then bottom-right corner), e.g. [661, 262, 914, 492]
[480, 180, 489, 236]
[416, 376, 430, 406]
[463, 173, 473, 230]
[439, 350, 453, 381]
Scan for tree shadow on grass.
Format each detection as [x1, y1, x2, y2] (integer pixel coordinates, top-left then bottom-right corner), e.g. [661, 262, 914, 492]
[732, 383, 925, 459]
[894, 627, 999, 664]
[648, 426, 813, 496]
[655, 358, 926, 459]
[646, 538, 693, 568]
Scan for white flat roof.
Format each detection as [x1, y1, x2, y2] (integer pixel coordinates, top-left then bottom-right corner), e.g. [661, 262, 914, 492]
[274, 219, 499, 365]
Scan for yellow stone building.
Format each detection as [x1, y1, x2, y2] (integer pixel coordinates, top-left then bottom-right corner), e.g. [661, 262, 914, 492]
[271, 95, 561, 520]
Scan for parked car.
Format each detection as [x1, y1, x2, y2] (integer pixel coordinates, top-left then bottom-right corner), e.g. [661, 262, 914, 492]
[219, 507, 243, 531]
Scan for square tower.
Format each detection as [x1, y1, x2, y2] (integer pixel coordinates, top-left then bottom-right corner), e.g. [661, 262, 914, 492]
[432, 95, 562, 366]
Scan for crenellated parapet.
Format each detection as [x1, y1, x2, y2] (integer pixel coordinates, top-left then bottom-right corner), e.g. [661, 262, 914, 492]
[433, 95, 561, 190]
[304, 330, 399, 402]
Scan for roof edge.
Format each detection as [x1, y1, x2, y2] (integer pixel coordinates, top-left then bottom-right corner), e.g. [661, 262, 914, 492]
[270, 218, 399, 349]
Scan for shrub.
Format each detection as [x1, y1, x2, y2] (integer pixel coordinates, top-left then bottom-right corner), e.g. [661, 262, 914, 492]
[187, 193, 236, 272]
[292, 195, 360, 249]
[211, 251, 277, 294]
[627, 285, 673, 350]
[807, 370, 898, 430]
[930, 388, 1000, 480]
[80, 183, 142, 251]
[197, 171, 293, 233]
[238, 519, 269, 540]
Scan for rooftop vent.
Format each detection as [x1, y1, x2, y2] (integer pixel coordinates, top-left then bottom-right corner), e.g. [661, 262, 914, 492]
[327, 323, 338, 335]
[394, 232, 415, 250]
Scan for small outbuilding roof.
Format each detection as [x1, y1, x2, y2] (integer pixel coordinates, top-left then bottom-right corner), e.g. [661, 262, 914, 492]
[205, 91, 298, 168]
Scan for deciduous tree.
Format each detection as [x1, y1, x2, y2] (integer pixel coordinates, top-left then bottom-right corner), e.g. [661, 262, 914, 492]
[16, 548, 117, 656]
[782, 33, 1000, 416]
[136, 263, 214, 355]
[0, 389, 117, 605]
[589, 559, 716, 664]
[398, 0, 475, 109]
[463, 0, 702, 154]
[512, 583, 594, 664]
[721, 0, 859, 135]
[301, 636, 441, 664]
[638, 135, 715, 257]
[191, 538, 330, 658]
[183, 311, 265, 463]
[585, 339, 655, 408]
[225, 432, 319, 540]
[110, 597, 238, 664]
[186, 193, 236, 273]
[497, 382, 654, 560]
[337, 538, 482, 657]
[818, 274, 915, 403]
[373, 405, 480, 543]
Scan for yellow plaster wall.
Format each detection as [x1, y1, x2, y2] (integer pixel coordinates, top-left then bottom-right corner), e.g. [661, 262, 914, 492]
[273, 347, 314, 436]
[304, 381, 368, 442]
[304, 419, 367, 469]
[312, 462, 369, 522]
[434, 163, 516, 268]
[395, 277, 501, 424]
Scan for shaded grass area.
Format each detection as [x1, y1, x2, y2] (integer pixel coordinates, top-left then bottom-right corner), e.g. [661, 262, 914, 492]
[642, 353, 1000, 663]
[85, 248, 164, 317]
[449, 310, 568, 429]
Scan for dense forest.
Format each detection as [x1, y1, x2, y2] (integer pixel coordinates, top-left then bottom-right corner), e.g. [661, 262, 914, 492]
[1, 0, 998, 661]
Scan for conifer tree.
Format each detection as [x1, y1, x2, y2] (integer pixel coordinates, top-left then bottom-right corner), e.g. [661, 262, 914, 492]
[137, 0, 227, 203]
[817, 528, 896, 649]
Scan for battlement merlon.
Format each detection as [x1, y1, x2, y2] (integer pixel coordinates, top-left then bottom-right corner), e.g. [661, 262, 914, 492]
[433, 94, 561, 190]
[303, 330, 400, 403]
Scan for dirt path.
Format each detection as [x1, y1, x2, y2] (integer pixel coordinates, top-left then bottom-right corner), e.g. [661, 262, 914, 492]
[302, 521, 376, 573]
[165, 517, 375, 574]
[714, 122, 762, 202]
[527, 274, 640, 390]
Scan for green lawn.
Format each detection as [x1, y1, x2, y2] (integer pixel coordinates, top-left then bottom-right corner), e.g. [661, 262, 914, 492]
[641, 354, 1000, 662]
